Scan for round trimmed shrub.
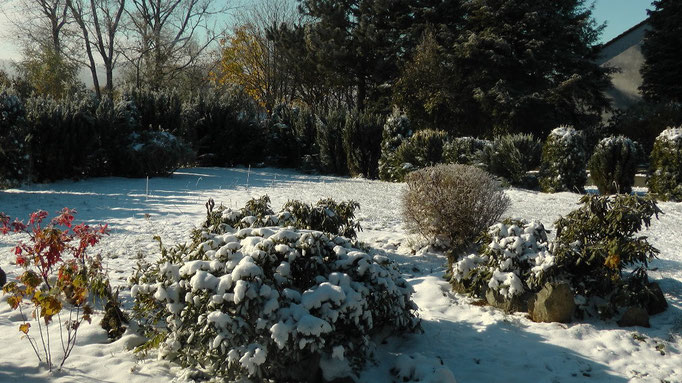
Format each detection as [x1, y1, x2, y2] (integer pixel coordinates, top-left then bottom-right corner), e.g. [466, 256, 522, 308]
[588, 135, 640, 195]
[648, 127, 682, 201]
[539, 125, 587, 193]
[123, 131, 195, 177]
[402, 164, 510, 255]
[442, 136, 490, 165]
[388, 129, 448, 182]
[479, 133, 542, 187]
[130, 226, 419, 381]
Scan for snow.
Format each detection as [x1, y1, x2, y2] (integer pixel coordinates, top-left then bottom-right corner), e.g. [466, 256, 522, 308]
[658, 127, 682, 142]
[1, 166, 682, 382]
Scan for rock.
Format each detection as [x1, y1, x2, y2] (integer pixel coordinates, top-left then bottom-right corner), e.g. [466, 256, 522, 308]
[618, 306, 650, 328]
[646, 282, 667, 315]
[486, 288, 529, 313]
[0, 267, 5, 287]
[530, 282, 575, 323]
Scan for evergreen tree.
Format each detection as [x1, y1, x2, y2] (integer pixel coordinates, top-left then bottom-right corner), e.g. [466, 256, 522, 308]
[640, 0, 682, 103]
[449, 0, 611, 137]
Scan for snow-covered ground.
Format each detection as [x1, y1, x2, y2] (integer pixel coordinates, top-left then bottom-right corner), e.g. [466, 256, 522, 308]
[1, 167, 681, 382]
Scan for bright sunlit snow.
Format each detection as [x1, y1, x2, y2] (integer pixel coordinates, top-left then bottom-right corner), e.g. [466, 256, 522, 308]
[1, 167, 681, 382]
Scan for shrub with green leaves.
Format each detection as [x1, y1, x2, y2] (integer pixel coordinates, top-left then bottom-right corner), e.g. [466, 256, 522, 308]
[539, 125, 587, 193]
[124, 86, 182, 135]
[450, 219, 553, 300]
[0, 89, 29, 187]
[130, 210, 418, 381]
[343, 111, 383, 179]
[479, 133, 542, 187]
[122, 131, 195, 177]
[442, 137, 490, 165]
[648, 127, 682, 201]
[203, 196, 362, 240]
[402, 164, 509, 255]
[385, 129, 448, 182]
[588, 136, 640, 195]
[378, 109, 412, 181]
[546, 194, 661, 318]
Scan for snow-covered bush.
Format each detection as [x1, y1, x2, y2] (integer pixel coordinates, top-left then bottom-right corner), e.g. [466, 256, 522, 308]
[539, 125, 587, 193]
[479, 133, 542, 187]
[546, 194, 662, 318]
[588, 135, 640, 194]
[450, 219, 553, 300]
[402, 164, 509, 256]
[379, 109, 412, 181]
[123, 130, 195, 177]
[0, 89, 28, 188]
[443, 136, 490, 165]
[648, 127, 682, 201]
[130, 225, 419, 381]
[202, 196, 362, 240]
[343, 111, 383, 179]
[386, 129, 448, 182]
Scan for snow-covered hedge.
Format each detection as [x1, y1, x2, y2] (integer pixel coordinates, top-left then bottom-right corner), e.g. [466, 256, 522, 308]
[648, 127, 682, 201]
[0, 89, 28, 188]
[588, 135, 640, 195]
[123, 130, 195, 177]
[450, 219, 553, 299]
[539, 125, 587, 193]
[130, 226, 419, 381]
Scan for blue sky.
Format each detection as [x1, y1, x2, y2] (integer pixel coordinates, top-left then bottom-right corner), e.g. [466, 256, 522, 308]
[592, 0, 652, 43]
[0, 0, 654, 62]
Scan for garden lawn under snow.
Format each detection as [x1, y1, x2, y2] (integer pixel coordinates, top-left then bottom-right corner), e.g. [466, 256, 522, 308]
[1, 167, 682, 383]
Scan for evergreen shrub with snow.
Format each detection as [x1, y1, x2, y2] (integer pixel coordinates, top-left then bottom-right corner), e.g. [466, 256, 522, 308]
[122, 130, 195, 177]
[378, 109, 412, 181]
[648, 127, 682, 201]
[0, 89, 29, 188]
[450, 219, 553, 300]
[130, 201, 418, 381]
[449, 194, 664, 319]
[588, 135, 640, 195]
[402, 164, 509, 256]
[546, 194, 662, 318]
[202, 195, 362, 240]
[388, 129, 448, 182]
[539, 125, 587, 193]
[442, 136, 490, 165]
[479, 133, 542, 187]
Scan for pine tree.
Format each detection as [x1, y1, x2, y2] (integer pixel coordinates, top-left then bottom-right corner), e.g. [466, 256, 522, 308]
[640, 0, 682, 103]
[450, 0, 611, 137]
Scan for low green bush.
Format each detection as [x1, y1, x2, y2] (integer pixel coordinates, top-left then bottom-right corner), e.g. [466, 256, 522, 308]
[378, 109, 412, 181]
[442, 137, 490, 165]
[122, 131, 195, 177]
[388, 129, 448, 182]
[588, 135, 640, 194]
[648, 127, 682, 201]
[479, 133, 541, 187]
[539, 125, 587, 193]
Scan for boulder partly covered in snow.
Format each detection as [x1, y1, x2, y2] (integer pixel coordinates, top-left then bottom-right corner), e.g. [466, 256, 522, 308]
[529, 282, 575, 323]
[130, 225, 419, 381]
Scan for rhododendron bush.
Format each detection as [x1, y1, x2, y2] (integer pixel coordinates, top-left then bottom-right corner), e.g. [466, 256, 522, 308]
[1, 209, 109, 371]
